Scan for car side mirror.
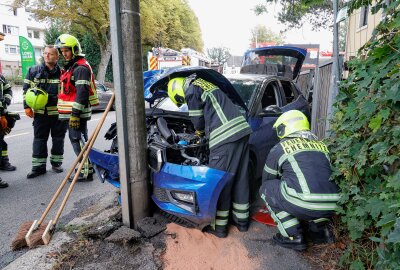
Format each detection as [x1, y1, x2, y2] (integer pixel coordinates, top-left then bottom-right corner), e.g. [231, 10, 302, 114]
[259, 105, 282, 117]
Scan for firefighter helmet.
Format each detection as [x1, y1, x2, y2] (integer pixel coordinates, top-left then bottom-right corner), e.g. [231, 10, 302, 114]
[167, 77, 186, 106]
[273, 110, 310, 139]
[54, 34, 84, 57]
[25, 87, 48, 110]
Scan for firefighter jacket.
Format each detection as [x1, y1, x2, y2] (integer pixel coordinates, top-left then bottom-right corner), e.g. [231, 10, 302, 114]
[262, 136, 340, 211]
[185, 78, 252, 149]
[23, 63, 61, 116]
[58, 57, 99, 120]
[0, 74, 12, 116]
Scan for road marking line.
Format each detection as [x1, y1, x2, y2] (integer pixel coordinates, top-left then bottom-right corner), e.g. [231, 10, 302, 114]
[5, 132, 30, 138]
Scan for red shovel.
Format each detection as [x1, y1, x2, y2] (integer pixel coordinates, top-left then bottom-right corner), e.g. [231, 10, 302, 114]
[251, 206, 276, 227]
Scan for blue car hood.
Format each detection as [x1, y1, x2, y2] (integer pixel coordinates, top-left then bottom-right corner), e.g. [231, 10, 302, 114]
[145, 66, 248, 112]
[242, 46, 307, 79]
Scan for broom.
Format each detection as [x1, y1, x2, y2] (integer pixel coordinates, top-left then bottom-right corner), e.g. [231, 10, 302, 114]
[10, 93, 115, 250]
[41, 93, 115, 246]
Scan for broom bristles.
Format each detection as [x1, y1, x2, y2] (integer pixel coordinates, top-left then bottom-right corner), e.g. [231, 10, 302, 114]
[10, 221, 34, 250]
[27, 223, 48, 248]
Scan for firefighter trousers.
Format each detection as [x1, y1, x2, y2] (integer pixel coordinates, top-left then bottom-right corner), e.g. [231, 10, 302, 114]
[68, 118, 93, 177]
[208, 135, 250, 230]
[32, 114, 68, 171]
[0, 134, 10, 165]
[260, 179, 335, 237]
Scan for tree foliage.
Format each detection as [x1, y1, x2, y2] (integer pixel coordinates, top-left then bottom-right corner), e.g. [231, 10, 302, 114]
[14, 0, 203, 81]
[206, 47, 231, 65]
[250, 24, 285, 45]
[254, 0, 332, 30]
[328, 0, 400, 268]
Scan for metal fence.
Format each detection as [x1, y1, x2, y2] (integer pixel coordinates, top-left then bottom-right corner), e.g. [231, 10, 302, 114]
[311, 60, 333, 139]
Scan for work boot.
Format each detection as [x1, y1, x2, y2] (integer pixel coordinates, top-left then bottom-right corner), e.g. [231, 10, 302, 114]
[232, 222, 248, 232]
[273, 233, 307, 251]
[51, 165, 64, 173]
[203, 225, 227, 238]
[0, 178, 9, 188]
[0, 161, 16, 171]
[27, 169, 46, 179]
[308, 224, 335, 244]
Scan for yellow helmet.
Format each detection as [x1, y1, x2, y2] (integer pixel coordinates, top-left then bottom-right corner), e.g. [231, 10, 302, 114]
[25, 87, 48, 110]
[167, 77, 186, 106]
[273, 110, 310, 139]
[54, 34, 84, 57]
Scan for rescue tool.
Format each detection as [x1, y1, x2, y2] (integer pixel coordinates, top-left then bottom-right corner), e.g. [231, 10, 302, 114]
[10, 93, 115, 250]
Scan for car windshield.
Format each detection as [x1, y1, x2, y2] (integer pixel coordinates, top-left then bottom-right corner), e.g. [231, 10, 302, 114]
[228, 79, 260, 107]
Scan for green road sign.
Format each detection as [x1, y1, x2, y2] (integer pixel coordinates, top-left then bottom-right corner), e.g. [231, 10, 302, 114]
[19, 36, 36, 79]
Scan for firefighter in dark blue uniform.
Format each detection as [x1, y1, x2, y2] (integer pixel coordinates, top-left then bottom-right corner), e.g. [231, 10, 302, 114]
[259, 110, 340, 251]
[23, 45, 68, 178]
[0, 74, 15, 188]
[168, 76, 253, 238]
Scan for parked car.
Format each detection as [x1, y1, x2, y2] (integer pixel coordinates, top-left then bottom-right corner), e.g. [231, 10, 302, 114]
[89, 46, 310, 228]
[94, 80, 114, 110]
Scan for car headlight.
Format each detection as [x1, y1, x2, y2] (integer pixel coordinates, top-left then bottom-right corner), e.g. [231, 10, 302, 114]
[170, 191, 195, 204]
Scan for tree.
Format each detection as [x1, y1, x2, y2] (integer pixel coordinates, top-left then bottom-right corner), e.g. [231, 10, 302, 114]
[206, 47, 231, 65]
[250, 25, 285, 45]
[14, 0, 203, 81]
[254, 0, 333, 30]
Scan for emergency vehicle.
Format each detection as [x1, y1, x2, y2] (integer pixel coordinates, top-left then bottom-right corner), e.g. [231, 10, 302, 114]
[147, 47, 211, 70]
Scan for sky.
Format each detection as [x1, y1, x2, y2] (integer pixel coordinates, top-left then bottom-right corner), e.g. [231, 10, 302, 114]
[187, 0, 333, 55]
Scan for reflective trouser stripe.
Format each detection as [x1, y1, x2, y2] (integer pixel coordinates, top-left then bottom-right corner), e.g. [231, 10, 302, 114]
[32, 157, 47, 167]
[215, 210, 229, 227]
[50, 155, 63, 163]
[79, 140, 89, 178]
[2, 150, 7, 157]
[232, 202, 250, 220]
[261, 194, 291, 238]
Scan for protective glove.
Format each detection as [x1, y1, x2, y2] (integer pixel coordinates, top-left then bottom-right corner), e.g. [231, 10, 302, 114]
[25, 108, 34, 118]
[0, 127, 11, 135]
[195, 130, 204, 137]
[0, 116, 7, 129]
[69, 116, 80, 129]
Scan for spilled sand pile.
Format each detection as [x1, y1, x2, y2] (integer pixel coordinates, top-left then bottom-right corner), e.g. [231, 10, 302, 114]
[163, 223, 259, 270]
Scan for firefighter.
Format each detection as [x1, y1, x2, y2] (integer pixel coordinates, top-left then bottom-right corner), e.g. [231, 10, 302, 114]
[0, 73, 14, 188]
[55, 34, 99, 182]
[167, 75, 253, 238]
[23, 45, 68, 178]
[259, 110, 340, 251]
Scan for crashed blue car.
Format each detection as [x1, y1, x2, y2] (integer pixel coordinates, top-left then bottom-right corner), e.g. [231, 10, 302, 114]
[89, 46, 310, 228]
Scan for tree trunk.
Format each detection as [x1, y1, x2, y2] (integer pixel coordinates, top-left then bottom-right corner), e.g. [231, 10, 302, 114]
[96, 41, 112, 82]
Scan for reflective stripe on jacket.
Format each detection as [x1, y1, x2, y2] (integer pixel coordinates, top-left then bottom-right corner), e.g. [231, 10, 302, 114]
[262, 137, 340, 210]
[185, 78, 252, 149]
[58, 57, 99, 119]
[22, 63, 61, 116]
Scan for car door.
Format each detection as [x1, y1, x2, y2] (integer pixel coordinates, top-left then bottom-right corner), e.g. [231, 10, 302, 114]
[277, 79, 311, 119]
[247, 78, 284, 179]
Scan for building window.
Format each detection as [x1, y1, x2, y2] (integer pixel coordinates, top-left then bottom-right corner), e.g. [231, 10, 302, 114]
[2, 25, 19, 35]
[13, 8, 17, 16]
[359, 6, 369, 28]
[5, 45, 20, 55]
[28, 30, 33, 38]
[33, 30, 40, 39]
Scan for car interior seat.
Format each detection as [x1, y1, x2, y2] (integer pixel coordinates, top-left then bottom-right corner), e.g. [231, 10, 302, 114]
[261, 84, 277, 108]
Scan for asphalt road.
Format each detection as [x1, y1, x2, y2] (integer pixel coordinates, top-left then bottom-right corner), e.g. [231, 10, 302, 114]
[0, 104, 117, 268]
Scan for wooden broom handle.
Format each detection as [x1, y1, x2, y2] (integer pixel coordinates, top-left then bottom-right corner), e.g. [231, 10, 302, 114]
[52, 93, 115, 225]
[37, 92, 115, 226]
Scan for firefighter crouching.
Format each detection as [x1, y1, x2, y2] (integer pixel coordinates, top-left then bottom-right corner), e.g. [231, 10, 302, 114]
[23, 45, 68, 178]
[168, 75, 252, 238]
[55, 34, 99, 182]
[259, 110, 340, 251]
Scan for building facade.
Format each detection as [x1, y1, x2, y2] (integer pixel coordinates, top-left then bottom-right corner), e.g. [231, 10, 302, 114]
[0, 1, 46, 78]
